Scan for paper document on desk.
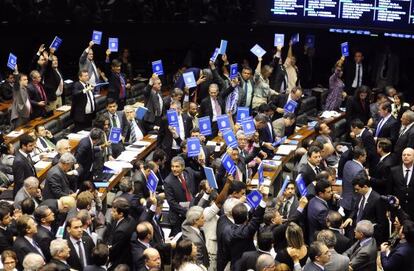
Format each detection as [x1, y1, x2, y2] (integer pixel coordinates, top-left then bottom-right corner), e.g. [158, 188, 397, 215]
[6, 131, 24, 138]
[67, 133, 88, 140]
[116, 151, 139, 162]
[162, 200, 170, 211]
[56, 105, 71, 112]
[275, 145, 297, 155]
[320, 111, 341, 119]
[125, 145, 145, 153]
[132, 140, 151, 146]
[78, 130, 90, 135]
[262, 160, 282, 168]
[34, 161, 52, 172]
[250, 178, 271, 186]
[148, 135, 157, 139]
[104, 160, 133, 173]
[292, 135, 302, 139]
[44, 152, 58, 159]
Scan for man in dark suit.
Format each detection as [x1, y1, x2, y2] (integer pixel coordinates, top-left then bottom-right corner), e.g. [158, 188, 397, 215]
[344, 51, 370, 95]
[131, 161, 159, 201]
[49, 239, 72, 271]
[270, 46, 288, 92]
[325, 211, 352, 254]
[350, 119, 379, 173]
[182, 206, 209, 268]
[299, 146, 324, 186]
[199, 83, 225, 138]
[344, 220, 377, 271]
[13, 215, 45, 270]
[0, 73, 14, 101]
[234, 232, 274, 271]
[105, 197, 137, 270]
[344, 175, 387, 244]
[303, 241, 332, 271]
[14, 177, 41, 209]
[79, 41, 100, 86]
[84, 244, 110, 271]
[65, 217, 95, 271]
[105, 57, 130, 110]
[43, 50, 64, 110]
[105, 98, 128, 138]
[34, 206, 55, 261]
[12, 134, 37, 197]
[27, 70, 48, 119]
[123, 105, 147, 144]
[75, 128, 104, 182]
[42, 153, 76, 200]
[389, 147, 414, 219]
[272, 87, 302, 120]
[374, 101, 399, 144]
[164, 156, 198, 236]
[238, 67, 254, 108]
[394, 110, 414, 162]
[131, 222, 152, 271]
[307, 180, 334, 243]
[0, 205, 13, 253]
[70, 70, 97, 132]
[216, 148, 247, 189]
[276, 182, 299, 220]
[10, 71, 31, 129]
[371, 138, 397, 195]
[140, 248, 162, 271]
[136, 73, 164, 132]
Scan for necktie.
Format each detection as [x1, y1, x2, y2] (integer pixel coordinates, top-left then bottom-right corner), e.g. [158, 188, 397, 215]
[112, 114, 118, 128]
[356, 195, 366, 222]
[27, 154, 34, 165]
[130, 121, 137, 143]
[244, 81, 248, 106]
[214, 98, 222, 116]
[282, 200, 290, 218]
[400, 127, 406, 137]
[36, 83, 47, 102]
[86, 87, 95, 113]
[77, 240, 86, 267]
[356, 64, 361, 87]
[405, 169, 410, 185]
[178, 174, 192, 202]
[32, 240, 44, 257]
[315, 166, 321, 174]
[119, 74, 126, 99]
[375, 118, 385, 137]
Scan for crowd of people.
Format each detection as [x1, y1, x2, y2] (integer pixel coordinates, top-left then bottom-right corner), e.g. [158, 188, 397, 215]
[0, 32, 413, 271]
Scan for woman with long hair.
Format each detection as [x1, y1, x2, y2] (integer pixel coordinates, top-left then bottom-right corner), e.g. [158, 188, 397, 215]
[173, 240, 207, 271]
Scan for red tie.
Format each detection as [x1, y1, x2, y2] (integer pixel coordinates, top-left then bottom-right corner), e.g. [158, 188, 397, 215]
[179, 174, 192, 202]
[36, 83, 47, 102]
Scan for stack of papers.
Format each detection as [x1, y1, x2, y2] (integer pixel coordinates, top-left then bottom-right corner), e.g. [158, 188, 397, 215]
[104, 160, 133, 173]
[44, 151, 58, 159]
[34, 161, 52, 172]
[116, 151, 139, 162]
[148, 135, 157, 139]
[292, 135, 303, 139]
[250, 178, 271, 186]
[6, 131, 24, 138]
[125, 145, 145, 153]
[320, 111, 341, 119]
[56, 105, 71, 112]
[67, 133, 87, 140]
[275, 145, 298, 155]
[133, 140, 151, 147]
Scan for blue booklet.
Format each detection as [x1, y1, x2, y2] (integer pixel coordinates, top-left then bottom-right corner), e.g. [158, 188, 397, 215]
[147, 170, 159, 193]
[210, 48, 220, 62]
[236, 107, 250, 123]
[204, 166, 218, 189]
[274, 34, 285, 47]
[221, 153, 236, 175]
[250, 44, 266, 58]
[295, 174, 308, 197]
[198, 116, 212, 136]
[135, 106, 148, 120]
[109, 127, 122, 143]
[217, 115, 231, 132]
[273, 136, 287, 147]
[230, 63, 238, 79]
[223, 129, 238, 148]
[284, 100, 298, 113]
[258, 162, 264, 185]
[187, 137, 201, 158]
[341, 42, 349, 57]
[277, 176, 291, 197]
[92, 30, 102, 45]
[50, 36, 63, 50]
[183, 72, 197, 88]
[167, 109, 180, 134]
[287, 140, 299, 145]
[291, 33, 300, 44]
[241, 117, 256, 135]
[108, 37, 119, 52]
[247, 190, 263, 209]
[7, 53, 17, 70]
[152, 60, 164, 76]
[94, 182, 109, 188]
[306, 35, 315, 48]
[219, 39, 228, 54]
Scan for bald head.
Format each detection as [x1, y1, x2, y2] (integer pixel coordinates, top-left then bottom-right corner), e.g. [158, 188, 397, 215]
[143, 248, 161, 269]
[402, 148, 414, 166]
[256, 254, 275, 271]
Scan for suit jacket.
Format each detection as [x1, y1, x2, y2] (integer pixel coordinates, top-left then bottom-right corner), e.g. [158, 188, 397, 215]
[380, 242, 414, 271]
[66, 236, 94, 271]
[307, 197, 330, 243]
[216, 159, 247, 189]
[42, 164, 72, 200]
[217, 215, 234, 271]
[303, 262, 324, 271]
[107, 71, 127, 103]
[0, 227, 13, 254]
[124, 118, 147, 144]
[272, 94, 300, 119]
[238, 78, 254, 107]
[357, 128, 379, 173]
[270, 56, 287, 92]
[34, 225, 54, 261]
[182, 224, 209, 268]
[389, 165, 414, 219]
[131, 170, 150, 200]
[331, 229, 352, 254]
[104, 111, 128, 137]
[84, 265, 107, 271]
[10, 75, 31, 122]
[131, 235, 148, 271]
[13, 236, 44, 270]
[70, 81, 96, 123]
[105, 216, 137, 269]
[374, 115, 399, 144]
[49, 258, 71, 271]
[234, 250, 268, 271]
[199, 96, 225, 122]
[340, 160, 364, 211]
[12, 150, 36, 196]
[0, 81, 13, 100]
[164, 169, 197, 227]
[136, 84, 163, 129]
[346, 97, 371, 125]
[14, 187, 41, 209]
[75, 137, 95, 182]
[394, 124, 414, 161]
[343, 238, 377, 271]
[27, 82, 47, 118]
[157, 114, 192, 151]
[370, 154, 397, 195]
[43, 58, 62, 102]
[299, 163, 322, 186]
[277, 196, 299, 220]
[344, 61, 370, 91]
[272, 117, 287, 138]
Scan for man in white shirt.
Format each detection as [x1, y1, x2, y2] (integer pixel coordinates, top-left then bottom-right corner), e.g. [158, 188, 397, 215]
[79, 41, 100, 86]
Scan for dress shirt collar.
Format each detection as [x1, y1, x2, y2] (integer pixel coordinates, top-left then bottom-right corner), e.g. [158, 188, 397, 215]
[190, 226, 201, 235]
[380, 152, 391, 162]
[314, 262, 325, 271]
[352, 159, 364, 169]
[357, 128, 365, 138]
[138, 239, 151, 248]
[362, 187, 372, 200]
[360, 237, 372, 247]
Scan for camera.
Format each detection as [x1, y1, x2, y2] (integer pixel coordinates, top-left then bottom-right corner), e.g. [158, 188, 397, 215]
[380, 195, 398, 206]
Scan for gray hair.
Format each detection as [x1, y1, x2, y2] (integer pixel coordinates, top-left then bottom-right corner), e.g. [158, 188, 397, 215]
[170, 100, 182, 110]
[254, 113, 268, 124]
[317, 229, 337, 248]
[56, 139, 70, 153]
[236, 130, 246, 139]
[172, 88, 184, 97]
[223, 198, 241, 217]
[356, 220, 374, 237]
[23, 177, 39, 189]
[403, 110, 414, 123]
[22, 253, 44, 271]
[171, 156, 185, 167]
[255, 254, 275, 271]
[59, 152, 76, 164]
[50, 239, 69, 257]
[119, 177, 132, 193]
[124, 105, 134, 113]
[185, 206, 204, 225]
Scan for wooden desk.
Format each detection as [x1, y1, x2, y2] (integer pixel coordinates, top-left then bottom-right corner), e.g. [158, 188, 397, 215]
[0, 100, 12, 112]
